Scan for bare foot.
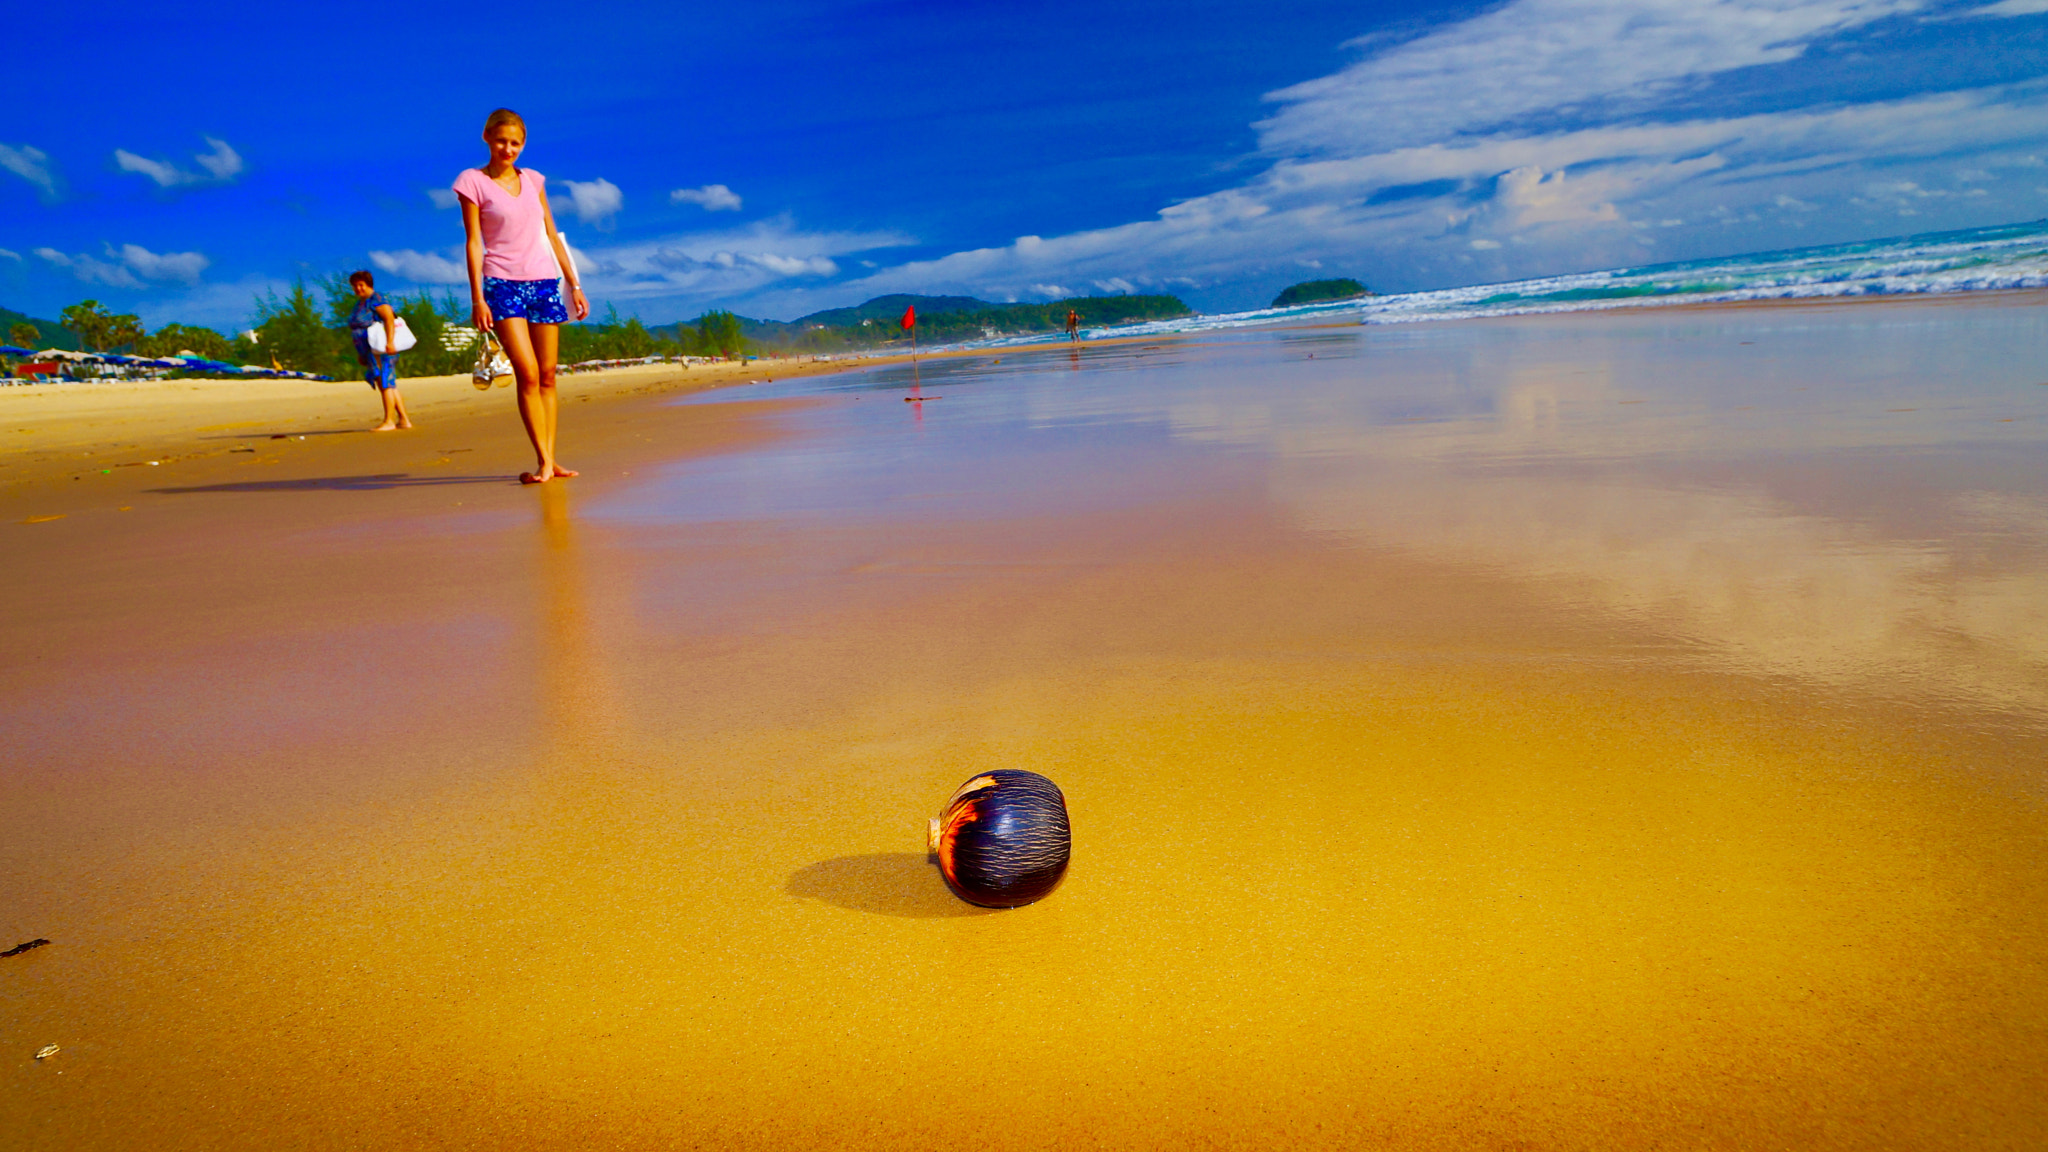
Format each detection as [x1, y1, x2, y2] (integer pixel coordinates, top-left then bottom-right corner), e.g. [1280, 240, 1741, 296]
[552, 465, 578, 478]
[396, 420, 414, 429]
[372, 422, 398, 432]
[520, 469, 552, 485]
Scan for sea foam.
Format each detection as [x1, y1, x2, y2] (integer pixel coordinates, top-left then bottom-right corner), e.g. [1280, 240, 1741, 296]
[1056, 221, 2048, 342]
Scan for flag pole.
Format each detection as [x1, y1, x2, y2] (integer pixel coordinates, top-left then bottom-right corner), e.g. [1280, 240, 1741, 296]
[905, 304, 920, 391]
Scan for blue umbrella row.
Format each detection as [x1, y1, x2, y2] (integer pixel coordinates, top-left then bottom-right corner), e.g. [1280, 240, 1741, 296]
[1, 347, 330, 381]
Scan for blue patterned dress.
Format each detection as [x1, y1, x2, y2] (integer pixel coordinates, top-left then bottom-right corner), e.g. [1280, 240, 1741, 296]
[348, 291, 399, 389]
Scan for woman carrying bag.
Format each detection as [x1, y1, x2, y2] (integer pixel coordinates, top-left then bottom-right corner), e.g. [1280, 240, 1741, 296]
[453, 107, 590, 484]
[347, 270, 413, 431]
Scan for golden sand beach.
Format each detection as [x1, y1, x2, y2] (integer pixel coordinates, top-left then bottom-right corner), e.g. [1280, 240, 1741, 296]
[3, 297, 2046, 1149]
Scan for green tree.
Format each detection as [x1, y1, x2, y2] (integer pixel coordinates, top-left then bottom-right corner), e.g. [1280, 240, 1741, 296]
[60, 301, 109, 349]
[694, 309, 745, 359]
[103, 313, 144, 350]
[253, 280, 351, 375]
[389, 291, 471, 379]
[8, 322, 39, 349]
[136, 324, 235, 361]
[60, 300, 141, 351]
[322, 272, 361, 326]
[1271, 278, 1369, 308]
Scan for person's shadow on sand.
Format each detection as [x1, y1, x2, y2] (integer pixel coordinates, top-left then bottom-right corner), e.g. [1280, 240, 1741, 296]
[786, 853, 999, 918]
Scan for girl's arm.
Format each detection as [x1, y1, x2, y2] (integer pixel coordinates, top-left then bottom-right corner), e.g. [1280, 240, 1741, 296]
[536, 185, 590, 322]
[461, 198, 491, 331]
[375, 303, 398, 355]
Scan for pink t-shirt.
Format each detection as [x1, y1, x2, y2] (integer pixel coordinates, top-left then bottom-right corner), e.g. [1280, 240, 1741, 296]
[452, 167, 562, 282]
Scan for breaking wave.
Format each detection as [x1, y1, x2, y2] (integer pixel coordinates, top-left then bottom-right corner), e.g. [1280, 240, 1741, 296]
[1080, 220, 2048, 340]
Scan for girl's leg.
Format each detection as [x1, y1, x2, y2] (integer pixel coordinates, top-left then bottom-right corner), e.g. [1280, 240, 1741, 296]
[498, 318, 554, 482]
[529, 323, 575, 477]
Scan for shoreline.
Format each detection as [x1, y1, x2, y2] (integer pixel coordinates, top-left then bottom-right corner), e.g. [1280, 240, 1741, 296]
[7, 285, 2043, 520]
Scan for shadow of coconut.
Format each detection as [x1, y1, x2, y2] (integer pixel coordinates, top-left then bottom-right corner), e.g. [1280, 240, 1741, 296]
[786, 853, 1000, 918]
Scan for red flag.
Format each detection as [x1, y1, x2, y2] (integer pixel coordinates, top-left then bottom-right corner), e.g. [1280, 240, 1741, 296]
[901, 305, 916, 330]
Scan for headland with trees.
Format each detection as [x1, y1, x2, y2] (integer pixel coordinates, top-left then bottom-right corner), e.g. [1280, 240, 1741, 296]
[1271, 278, 1371, 307]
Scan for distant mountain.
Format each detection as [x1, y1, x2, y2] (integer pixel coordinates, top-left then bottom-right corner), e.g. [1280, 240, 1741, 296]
[653, 293, 1195, 354]
[0, 307, 79, 350]
[1271, 278, 1370, 308]
[795, 294, 996, 328]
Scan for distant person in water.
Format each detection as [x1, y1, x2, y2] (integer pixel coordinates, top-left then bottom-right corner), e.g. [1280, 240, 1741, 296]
[1066, 309, 1081, 343]
[454, 108, 590, 484]
[346, 270, 411, 431]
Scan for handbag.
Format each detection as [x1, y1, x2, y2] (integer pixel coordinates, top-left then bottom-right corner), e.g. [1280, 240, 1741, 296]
[364, 316, 417, 353]
[471, 330, 513, 390]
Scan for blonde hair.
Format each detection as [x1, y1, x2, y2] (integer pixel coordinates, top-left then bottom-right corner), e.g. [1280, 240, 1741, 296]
[483, 108, 526, 137]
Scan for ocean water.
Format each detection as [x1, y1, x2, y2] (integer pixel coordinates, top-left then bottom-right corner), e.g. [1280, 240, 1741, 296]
[1047, 220, 2048, 341]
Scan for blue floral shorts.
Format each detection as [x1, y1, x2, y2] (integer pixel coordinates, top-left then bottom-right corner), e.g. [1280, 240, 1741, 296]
[484, 277, 568, 324]
[365, 351, 397, 390]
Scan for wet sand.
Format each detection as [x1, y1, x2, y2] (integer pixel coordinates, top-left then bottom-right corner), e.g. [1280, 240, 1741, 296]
[0, 356, 864, 503]
[3, 296, 2046, 1149]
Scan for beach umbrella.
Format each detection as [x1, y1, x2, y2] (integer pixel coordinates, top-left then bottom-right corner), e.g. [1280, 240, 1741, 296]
[0, 345, 31, 356]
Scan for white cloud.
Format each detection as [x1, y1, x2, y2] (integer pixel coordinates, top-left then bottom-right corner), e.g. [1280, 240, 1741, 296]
[35, 247, 137, 288]
[1966, 0, 2048, 14]
[671, 183, 743, 211]
[559, 177, 623, 227]
[797, 80, 2048, 308]
[116, 244, 209, 284]
[192, 137, 243, 181]
[113, 136, 245, 187]
[0, 248, 19, 260]
[114, 150, 187, 186]
[34, 243, 209, 288]
[369, 248, 468, 284]
[426, 188, 459, 209]
[566, 214, 912, 305]
[749, 252, 839, 276]
[1256, 0, 1927, 158]
[0, 142, 59, 198]
[637, 0, 2045, 318]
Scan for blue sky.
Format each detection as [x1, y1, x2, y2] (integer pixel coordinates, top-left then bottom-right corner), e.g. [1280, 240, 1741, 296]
[5, 0, 2047, 330]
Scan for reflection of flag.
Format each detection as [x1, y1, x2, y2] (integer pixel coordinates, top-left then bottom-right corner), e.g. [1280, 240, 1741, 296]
[901, 305, 916, 330]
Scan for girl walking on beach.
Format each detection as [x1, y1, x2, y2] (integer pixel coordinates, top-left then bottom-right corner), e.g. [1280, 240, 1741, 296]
[347, 271, 412, 431]
[454, 108, 589, 484]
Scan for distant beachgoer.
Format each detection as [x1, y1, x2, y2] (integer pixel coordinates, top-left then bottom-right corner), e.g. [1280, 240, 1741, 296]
[346, 270, 412, 431]
[454, 108, 590, 484]
[1066, 309, 1081, 342]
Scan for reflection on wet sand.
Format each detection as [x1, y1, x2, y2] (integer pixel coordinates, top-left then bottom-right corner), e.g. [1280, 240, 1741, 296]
[1276, 456, 2048, 714]
[1132, 311, 2048, 720]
